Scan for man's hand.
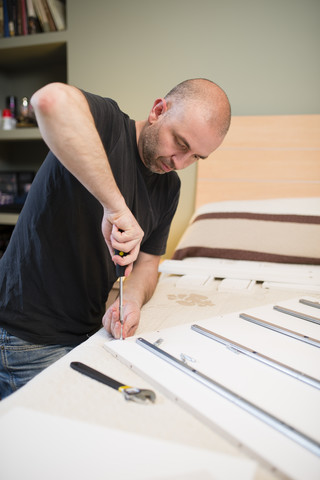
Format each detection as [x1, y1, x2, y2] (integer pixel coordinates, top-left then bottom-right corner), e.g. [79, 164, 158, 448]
[101, 207, 144, 276]
[102, 298, 141, 339]
[103, 252, 160, 339]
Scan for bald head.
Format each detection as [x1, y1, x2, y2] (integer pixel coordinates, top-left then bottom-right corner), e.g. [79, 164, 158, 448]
[137, 78, 231, 174]
[164, 78, 231, 137]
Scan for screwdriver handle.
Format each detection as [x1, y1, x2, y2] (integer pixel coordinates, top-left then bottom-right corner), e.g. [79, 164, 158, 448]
[115, 249, 126, 278]
[115, 229, 127, 278]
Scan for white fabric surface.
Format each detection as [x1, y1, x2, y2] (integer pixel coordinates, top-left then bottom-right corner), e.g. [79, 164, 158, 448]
[0, 407, 257, 480]
[192, 197, 320, 219]
[1, 276, 319, 480]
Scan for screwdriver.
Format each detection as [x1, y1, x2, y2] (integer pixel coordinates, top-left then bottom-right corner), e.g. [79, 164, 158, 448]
[115, 248, 126, 340]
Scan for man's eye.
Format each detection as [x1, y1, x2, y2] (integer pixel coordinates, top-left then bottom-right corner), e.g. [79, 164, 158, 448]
[176, 139, 187, 150]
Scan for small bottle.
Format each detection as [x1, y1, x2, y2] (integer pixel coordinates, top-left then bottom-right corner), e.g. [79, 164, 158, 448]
[6, 95, 17, 120]
[20, 97, 29, 119]
[2, 109, 14, 130]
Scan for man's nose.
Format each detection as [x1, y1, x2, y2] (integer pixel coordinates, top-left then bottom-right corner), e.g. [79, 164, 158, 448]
[171, 153, 195, 170]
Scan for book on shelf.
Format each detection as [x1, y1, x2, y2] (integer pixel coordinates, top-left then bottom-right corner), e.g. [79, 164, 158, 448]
[0, 0, 4, 37]
[16, 0, 22, 34]
[42, 0, 56, 31]
[46, 0, 65, 31]
[0, 0, 66, 37]
[7, 0, 16, 36]
[15, 0, 28, 35]
[2, 0, 28, 37]
[33, 0, 67, 32]
[32, 0, 50, 32]
[20, 0, 28, 34]
[2, 0, 10, 37]
[26, 0, 41, 33]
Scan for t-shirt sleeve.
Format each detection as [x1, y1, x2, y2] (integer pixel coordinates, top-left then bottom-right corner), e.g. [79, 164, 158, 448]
[80, 90, 124, 147]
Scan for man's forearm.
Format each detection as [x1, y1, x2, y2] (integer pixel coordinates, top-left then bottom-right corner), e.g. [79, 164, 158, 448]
[31, 83, 126, 214]
[123, 252, 160, 308]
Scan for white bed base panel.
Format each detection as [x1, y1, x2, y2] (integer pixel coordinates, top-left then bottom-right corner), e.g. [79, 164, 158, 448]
[159, 258, 320, 286]
[105, 297, 320, 480]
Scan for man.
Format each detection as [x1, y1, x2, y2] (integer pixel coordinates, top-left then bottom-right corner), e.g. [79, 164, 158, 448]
[0, 78, 231, 398]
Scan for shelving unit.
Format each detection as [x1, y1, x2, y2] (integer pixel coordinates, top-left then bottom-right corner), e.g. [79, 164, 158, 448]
[0, 18, 68, 237]
[0, 31, 68, 119]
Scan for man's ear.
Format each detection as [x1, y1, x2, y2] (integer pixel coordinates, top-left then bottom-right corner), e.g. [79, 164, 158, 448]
[148, 98, 168, 124]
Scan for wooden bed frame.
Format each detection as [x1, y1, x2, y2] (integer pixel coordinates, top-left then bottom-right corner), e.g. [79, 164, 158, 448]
[195, 114, 320, 208]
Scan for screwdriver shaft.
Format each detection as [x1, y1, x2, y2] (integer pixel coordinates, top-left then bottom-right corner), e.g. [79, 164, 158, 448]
[119, 276, 124, 340]
[115, 243, 126, 341]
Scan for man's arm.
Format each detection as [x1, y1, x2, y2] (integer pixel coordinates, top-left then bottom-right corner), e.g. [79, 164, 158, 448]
[30, 82, 143, 273]
[102, 252, 161, 338]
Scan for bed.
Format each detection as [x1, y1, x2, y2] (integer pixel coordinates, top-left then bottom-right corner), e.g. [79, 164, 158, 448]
[1, 115, 320, 480]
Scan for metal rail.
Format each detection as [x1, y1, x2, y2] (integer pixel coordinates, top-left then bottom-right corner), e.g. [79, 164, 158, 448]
[136, 337, 320, 458]
[299, 298, 320, 310]
[274, 305, 320, 326]
[239, 313, 320, 348]
[191, 324, 320, 390]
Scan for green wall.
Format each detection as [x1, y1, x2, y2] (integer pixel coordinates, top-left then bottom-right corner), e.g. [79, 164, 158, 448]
[67, 0, 320, 255]
[69, 0, 320, 116]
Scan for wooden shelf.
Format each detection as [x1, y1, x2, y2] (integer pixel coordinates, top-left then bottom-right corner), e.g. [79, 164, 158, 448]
[0, 213, 19, 225]
[0, 128, 42, 141]
[0, 31, 68, 70]
[0, 30, 67, 48]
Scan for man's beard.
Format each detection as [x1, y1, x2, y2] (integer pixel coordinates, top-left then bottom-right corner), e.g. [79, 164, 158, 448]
[139, 123, 172, 174]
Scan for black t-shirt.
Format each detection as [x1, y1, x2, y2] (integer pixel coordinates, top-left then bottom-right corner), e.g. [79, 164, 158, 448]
[0, 92, 180, 345]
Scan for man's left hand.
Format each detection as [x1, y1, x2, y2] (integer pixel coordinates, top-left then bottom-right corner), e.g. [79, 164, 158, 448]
[102, 298, 141, 339]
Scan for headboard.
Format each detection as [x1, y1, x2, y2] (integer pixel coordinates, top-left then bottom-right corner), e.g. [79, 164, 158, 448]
[165, 114, 320, 259]
[195, 114, 320, 208]
[168, 115, 320, 267]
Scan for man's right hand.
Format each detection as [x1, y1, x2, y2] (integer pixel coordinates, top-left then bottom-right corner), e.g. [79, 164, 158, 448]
[101, 207, 144, 276]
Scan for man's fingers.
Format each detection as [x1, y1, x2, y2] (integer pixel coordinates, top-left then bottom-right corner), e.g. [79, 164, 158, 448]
[102, 306, 118, 331]
[101, 208, 144, 278]
[111, 228, 142, 254]
[112, 240, 140, 277]
[112, 321, 122, 339]
[125, 322, 138, 338]
[102, 299, 140, 339]
[112, 253, 134, 275]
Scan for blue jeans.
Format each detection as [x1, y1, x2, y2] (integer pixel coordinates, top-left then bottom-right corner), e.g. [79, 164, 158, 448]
[0, 327, 74, 400]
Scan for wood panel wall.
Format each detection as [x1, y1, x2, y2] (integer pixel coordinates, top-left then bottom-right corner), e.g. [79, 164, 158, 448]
[195, 115, 320, 208]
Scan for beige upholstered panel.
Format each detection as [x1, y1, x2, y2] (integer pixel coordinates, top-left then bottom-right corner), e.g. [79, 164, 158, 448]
[196, 115, 320, 208]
